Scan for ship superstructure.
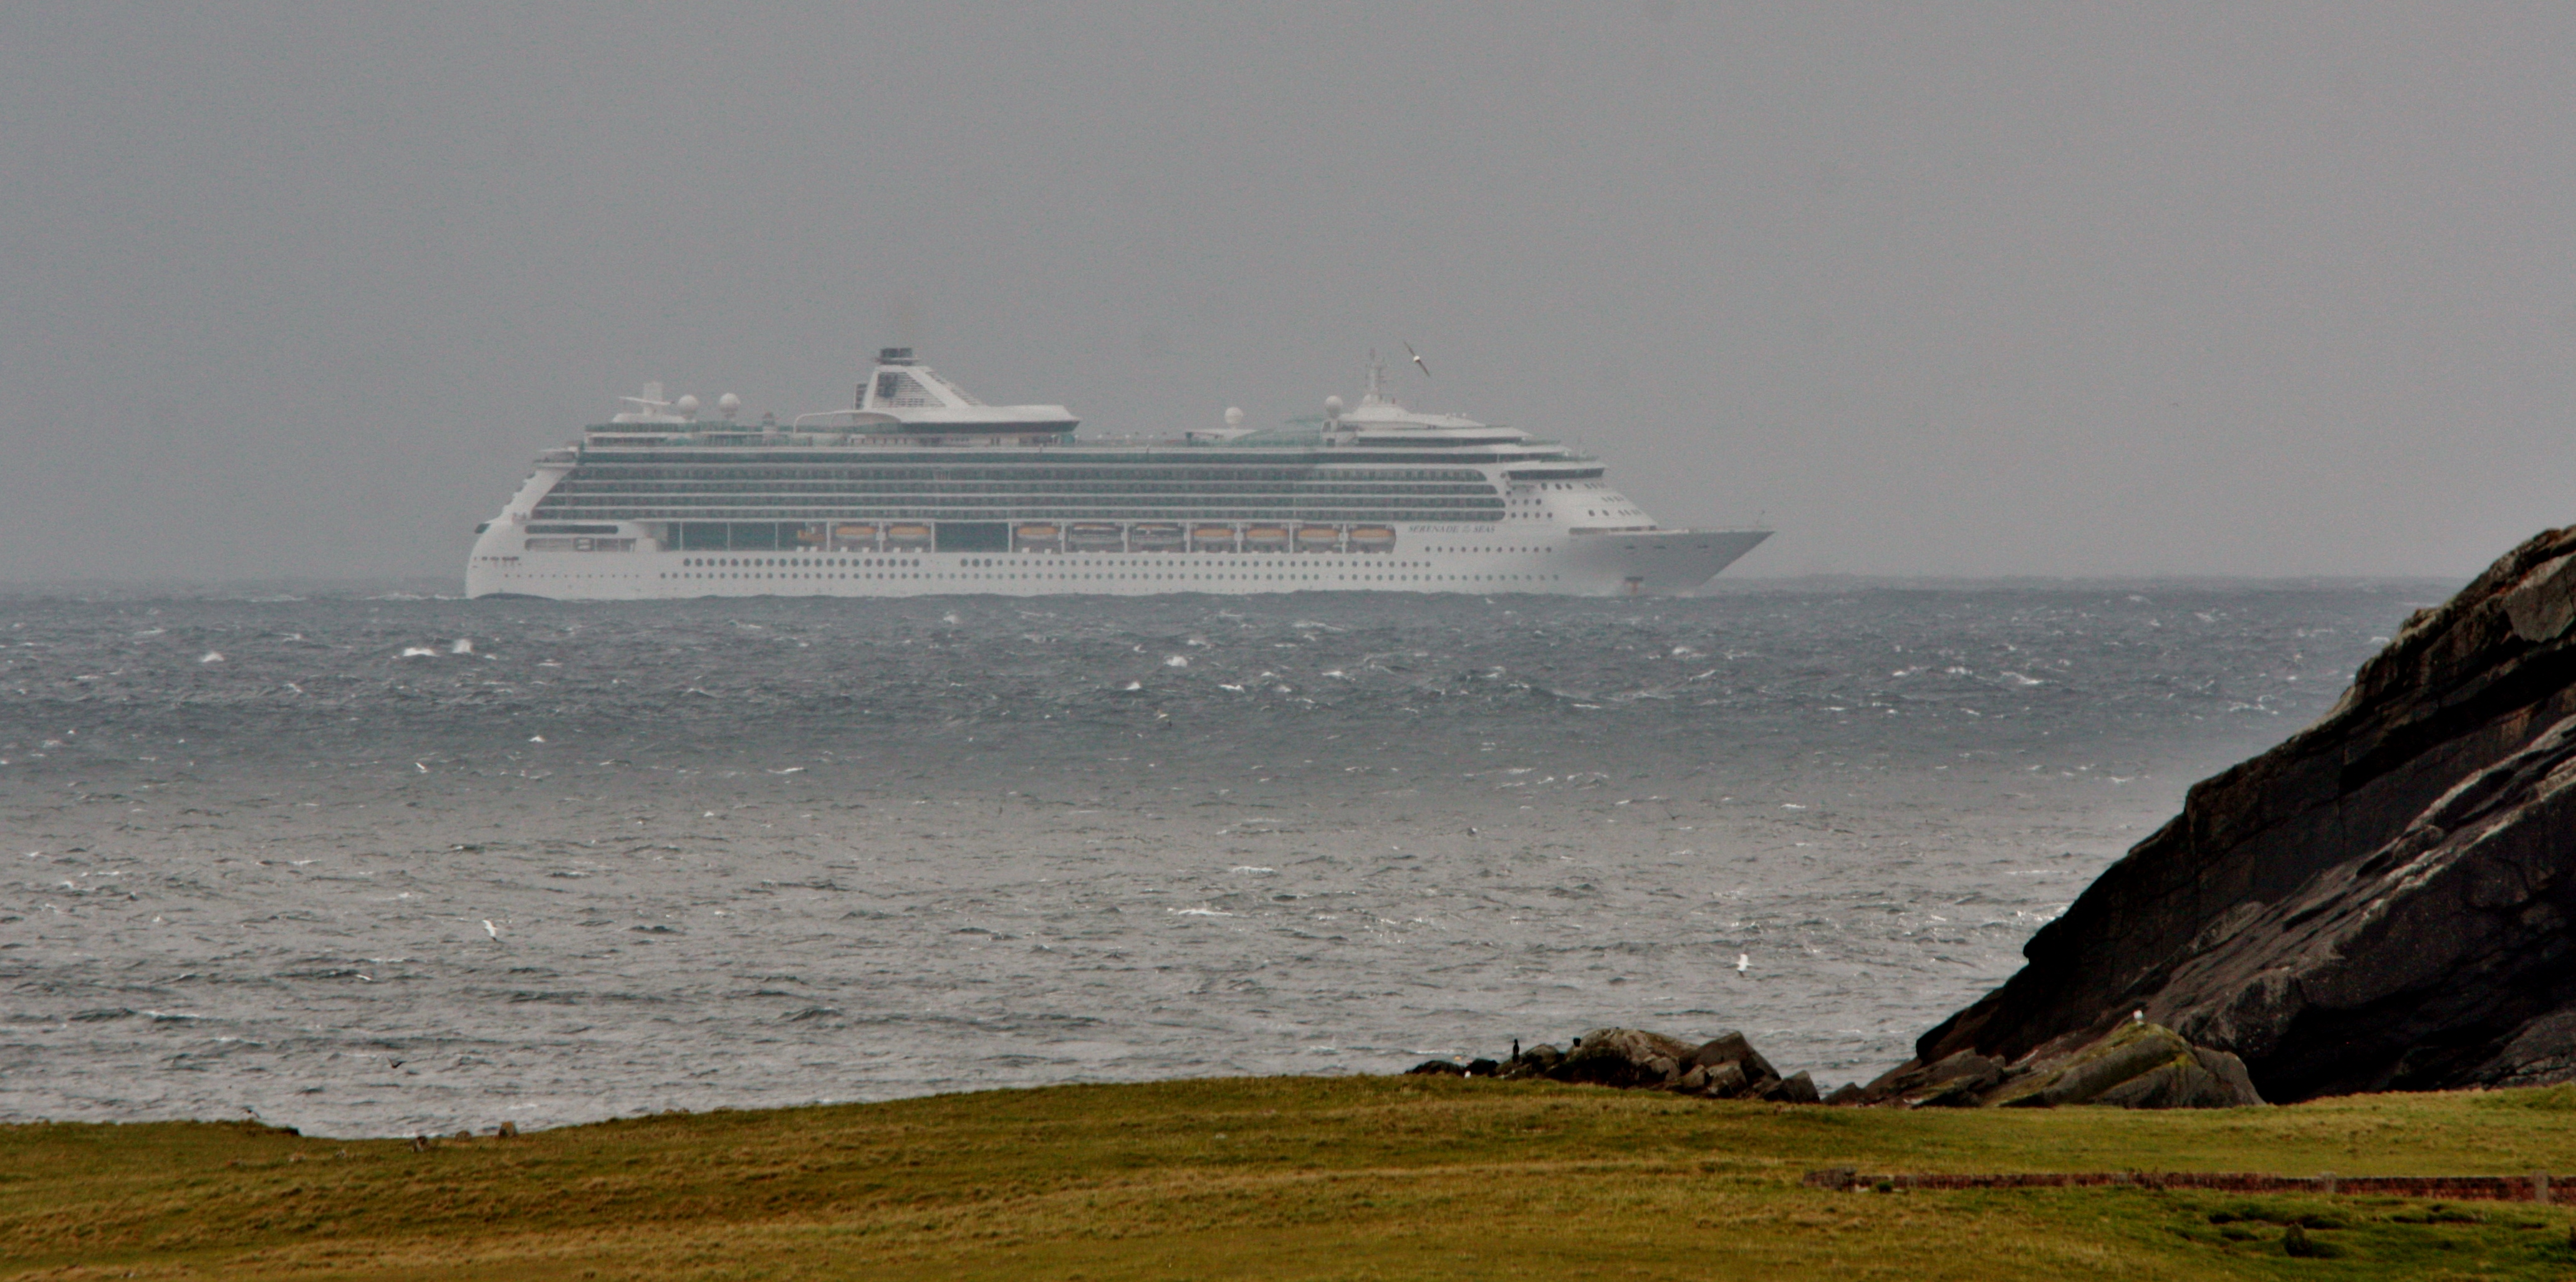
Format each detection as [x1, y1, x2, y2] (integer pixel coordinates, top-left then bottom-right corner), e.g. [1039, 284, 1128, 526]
[465, 350, 1769, 599]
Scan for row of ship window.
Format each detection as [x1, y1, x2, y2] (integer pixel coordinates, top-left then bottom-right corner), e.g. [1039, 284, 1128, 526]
[576, 466, 1491, 482]
[660, 567, 1562, 586]
[585, 450, 1578, 469]
[549, 504, 1504, 520]
[682, 557, 920, 568]
[545, 502, 1500, 514]
[676, 556, 1425, 568]
[552, 481, 1498, 495]
[673, 550, 1553, 563]
[548, 494, 1502, 509]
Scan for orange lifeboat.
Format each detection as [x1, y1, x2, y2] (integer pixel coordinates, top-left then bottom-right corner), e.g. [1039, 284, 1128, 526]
[1067, 522, 1125, 552]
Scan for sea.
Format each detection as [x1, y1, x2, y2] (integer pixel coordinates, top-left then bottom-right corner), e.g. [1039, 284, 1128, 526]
[0, 581, 2444, 1137]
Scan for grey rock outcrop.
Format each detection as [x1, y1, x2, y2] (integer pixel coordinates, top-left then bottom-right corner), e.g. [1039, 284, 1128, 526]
[1907, 526, 2576, 1101]
[1542, 1027, 1797, 1099]
[1862, 1050, 2009, 1108]
[1412, 1026, 1807, 1101]
[1989, 1023, 2260, 1109]
[1858, 1021, 2261, 1109]
[1551, 1028, 1702, 1088]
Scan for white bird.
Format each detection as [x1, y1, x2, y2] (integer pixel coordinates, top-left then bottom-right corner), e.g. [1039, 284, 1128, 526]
[1403, 342, 1429, 377]
[483, 919, 500, 940]
[1736, 953, 1751, 975]
[2132, 1008, 2144, 1023]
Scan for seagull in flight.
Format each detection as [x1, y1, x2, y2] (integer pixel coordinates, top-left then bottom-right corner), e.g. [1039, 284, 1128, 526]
[483, 919, 501, 941]
[1404, 342, 1429, 377]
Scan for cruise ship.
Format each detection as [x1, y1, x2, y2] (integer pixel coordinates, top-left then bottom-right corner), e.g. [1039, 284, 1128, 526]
[464, 350, 1769, 600]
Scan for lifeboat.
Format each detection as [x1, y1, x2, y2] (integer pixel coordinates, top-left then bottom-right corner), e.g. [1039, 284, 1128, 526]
[1128, 522, 1185, 552]
[1242, 525, 1290, 552]
[1014, 522, 1062, 552]
[1295, 524, 1343, 552]
[1067, 522, 1126, 552]
[1347, 525, 1397, 553]
[886, 523, 933, 550]
[1191, 525, 1238, 552]
[833, 522, 881, 551]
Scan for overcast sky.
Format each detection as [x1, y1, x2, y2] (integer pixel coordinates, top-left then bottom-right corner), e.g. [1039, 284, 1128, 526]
[2, 3, 2569, 582]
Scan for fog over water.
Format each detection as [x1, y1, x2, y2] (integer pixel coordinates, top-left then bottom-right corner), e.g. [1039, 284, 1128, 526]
[1, 584, 2431, 1135]
[2, 4, 2572, 583]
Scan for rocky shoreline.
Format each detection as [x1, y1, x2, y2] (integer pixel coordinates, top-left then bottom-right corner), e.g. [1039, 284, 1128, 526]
[1411, 1016, 2261, 1109]
[1411, 1028, 1821, 1103]
[1416, 527, 2576, 1109]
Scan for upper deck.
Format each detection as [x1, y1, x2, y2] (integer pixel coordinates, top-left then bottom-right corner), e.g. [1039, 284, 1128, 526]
[534, 352, 1608, 525]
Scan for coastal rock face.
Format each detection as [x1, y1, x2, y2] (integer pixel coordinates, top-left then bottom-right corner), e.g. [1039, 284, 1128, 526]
[1911, 526, 2576, 1101]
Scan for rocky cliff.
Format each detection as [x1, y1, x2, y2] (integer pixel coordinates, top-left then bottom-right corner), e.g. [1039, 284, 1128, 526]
[1910, 526, 2576, 1101]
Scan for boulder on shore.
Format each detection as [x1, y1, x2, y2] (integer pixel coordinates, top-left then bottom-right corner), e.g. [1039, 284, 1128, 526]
[1903, 526, 2576, 1103]
[1403, 1056, 1504, 1078]
[1527, 1027, 1793, 1099]
[1551, 1028, 1701, 1088]
[1410, 1027, 1805, 1101]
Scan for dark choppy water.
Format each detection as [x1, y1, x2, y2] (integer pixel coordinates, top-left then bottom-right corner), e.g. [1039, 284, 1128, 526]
[0, 582, 2439, 1136]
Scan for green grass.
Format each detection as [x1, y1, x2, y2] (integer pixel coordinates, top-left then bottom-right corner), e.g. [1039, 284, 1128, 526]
[14, 1078, 2576, 1278]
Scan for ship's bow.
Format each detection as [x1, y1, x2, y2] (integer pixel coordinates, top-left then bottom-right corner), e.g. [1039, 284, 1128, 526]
[1565, 528, 1771, 595]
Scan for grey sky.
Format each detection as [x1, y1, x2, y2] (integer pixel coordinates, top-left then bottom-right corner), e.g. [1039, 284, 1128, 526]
[3, 3, 2569, 581]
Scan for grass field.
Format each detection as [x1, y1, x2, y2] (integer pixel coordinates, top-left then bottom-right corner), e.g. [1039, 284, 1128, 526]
[15, 1077, 2576, 1279]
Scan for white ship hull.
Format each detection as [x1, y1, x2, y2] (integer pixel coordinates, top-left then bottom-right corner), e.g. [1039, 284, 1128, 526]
[466, 522, 1769, 600]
